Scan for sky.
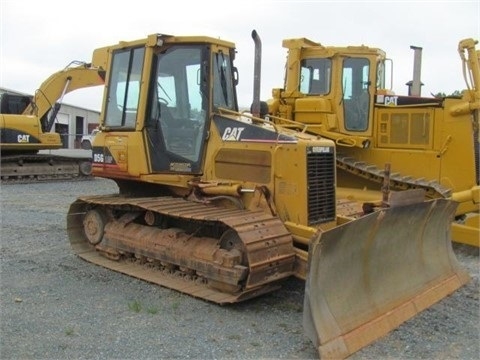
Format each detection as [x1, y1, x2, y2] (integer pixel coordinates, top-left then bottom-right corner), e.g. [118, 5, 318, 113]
[1, 0, 479, 111]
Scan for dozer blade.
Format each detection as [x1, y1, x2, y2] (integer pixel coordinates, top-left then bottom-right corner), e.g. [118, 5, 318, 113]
[303, 198, 470, 359]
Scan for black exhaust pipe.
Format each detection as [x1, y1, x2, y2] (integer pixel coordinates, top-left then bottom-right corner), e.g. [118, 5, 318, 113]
[251, 30, 262, 117]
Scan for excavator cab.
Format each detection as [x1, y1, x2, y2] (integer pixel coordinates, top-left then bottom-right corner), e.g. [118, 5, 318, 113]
[0, 93, 32, 115]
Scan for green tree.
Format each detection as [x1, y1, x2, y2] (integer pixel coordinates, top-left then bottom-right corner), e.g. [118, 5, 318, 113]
[433, 90, 462, 98]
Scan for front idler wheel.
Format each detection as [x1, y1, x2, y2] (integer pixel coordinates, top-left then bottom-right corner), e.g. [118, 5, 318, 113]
[219, 229, 247, 266]
[79, 161, 92, 176]
[83, 209, 106, 245]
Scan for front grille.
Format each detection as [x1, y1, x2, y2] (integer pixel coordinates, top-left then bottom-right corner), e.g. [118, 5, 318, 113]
[307, 147, 336, 225]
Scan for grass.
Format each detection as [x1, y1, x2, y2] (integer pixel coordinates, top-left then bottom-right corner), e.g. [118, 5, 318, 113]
[127, 300, 160, 315]
[128, 300, 142, 313]
[146, 306, 159, 314]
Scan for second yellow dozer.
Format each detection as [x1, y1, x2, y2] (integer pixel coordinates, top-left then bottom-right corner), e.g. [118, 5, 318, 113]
[266, 36, 480, 248]
[67, 31, 469, 358]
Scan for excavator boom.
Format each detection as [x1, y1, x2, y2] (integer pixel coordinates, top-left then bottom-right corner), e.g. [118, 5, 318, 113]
[26, 63, 106, 132]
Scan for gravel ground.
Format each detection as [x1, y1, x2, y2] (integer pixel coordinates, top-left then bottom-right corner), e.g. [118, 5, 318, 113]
[0, 178, 478, 360]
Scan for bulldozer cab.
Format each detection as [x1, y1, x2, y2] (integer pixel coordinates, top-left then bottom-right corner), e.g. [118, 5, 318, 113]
[273, 38, 385, 142]
[95, 34, 238, 175]
[299, 53, 373, 132]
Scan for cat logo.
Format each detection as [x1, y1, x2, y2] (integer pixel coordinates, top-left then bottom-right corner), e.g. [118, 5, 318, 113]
[376, 95, 398, 106]
[17, 134, 30, 143]
[222, 127, 245, 141]
[384, 96, 398, 106]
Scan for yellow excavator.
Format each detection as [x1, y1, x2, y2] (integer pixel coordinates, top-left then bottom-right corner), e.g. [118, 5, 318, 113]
[0, 61, 105, 182]
[267, 37, 480, 247]
[65, 31, 469, 359]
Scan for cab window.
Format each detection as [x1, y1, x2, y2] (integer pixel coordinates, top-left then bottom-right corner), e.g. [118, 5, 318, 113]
[300, 58, 332, 95]
[212, 51, 236, 111]
[105, 47, 145, 128]
[342, 57, 370, 131]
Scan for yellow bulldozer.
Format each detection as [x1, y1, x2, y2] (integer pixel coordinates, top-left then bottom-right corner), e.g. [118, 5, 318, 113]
[65, 31, 469, 358]
[267, 36, 480, 247]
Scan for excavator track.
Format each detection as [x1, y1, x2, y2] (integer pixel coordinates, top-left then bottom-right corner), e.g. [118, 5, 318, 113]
[1, 154, 92, 184]
[67, 194, 296, 304]
[336, 154, 452, 198]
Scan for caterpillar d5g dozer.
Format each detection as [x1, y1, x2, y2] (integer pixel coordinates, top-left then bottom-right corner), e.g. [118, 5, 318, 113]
[267, 37, 480, 247]
[67, 31, 469, 359]
[0, 60, 106, 183]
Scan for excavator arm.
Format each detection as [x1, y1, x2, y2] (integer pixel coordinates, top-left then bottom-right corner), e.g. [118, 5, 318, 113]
[23, 62, 106, 132]
[451, 38, 480, 116]
[458, 39, 480, 101]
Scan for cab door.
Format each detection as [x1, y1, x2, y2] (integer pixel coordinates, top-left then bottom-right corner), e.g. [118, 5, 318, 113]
[341, 57, 372, 134]
[145, 45, 208, 174]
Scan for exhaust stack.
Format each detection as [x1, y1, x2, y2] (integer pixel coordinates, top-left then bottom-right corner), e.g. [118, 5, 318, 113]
[251, 30, 262, 117]
[406, 45, 423, 96]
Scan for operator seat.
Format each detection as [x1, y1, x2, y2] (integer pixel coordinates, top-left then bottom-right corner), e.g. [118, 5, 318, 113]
[159, 102, 175, 126]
